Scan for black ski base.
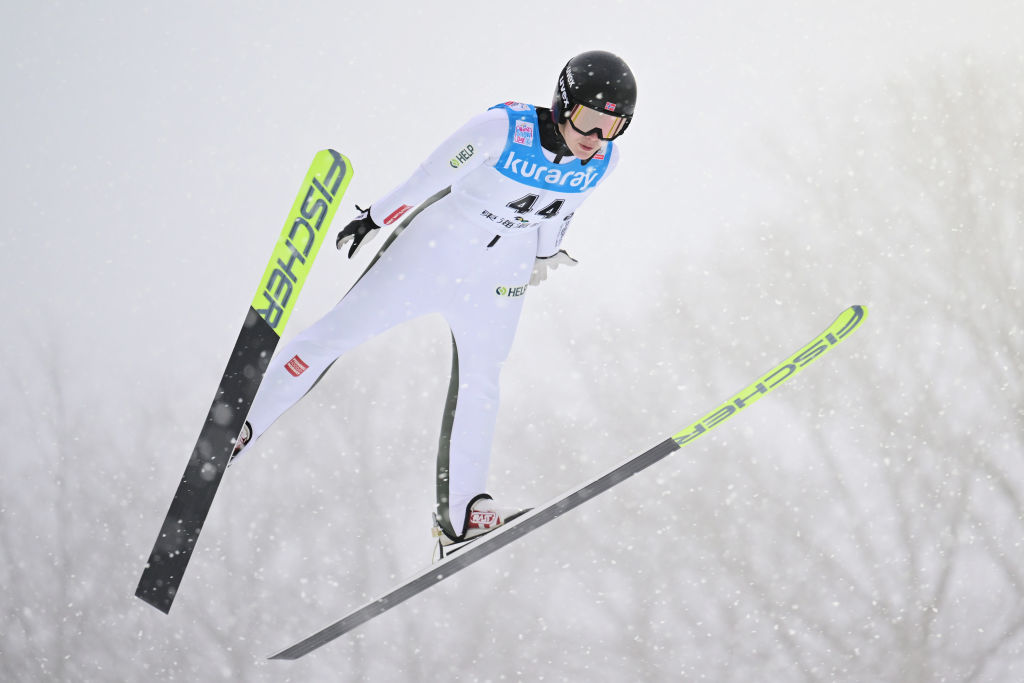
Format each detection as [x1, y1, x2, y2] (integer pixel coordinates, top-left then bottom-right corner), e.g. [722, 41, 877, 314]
[269, 437, 681, 659]
[268, 306, 867, 659]
[136, 308, 277, 613]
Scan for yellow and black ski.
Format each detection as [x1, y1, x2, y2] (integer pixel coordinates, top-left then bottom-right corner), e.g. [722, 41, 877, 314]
[270, 305, 867, 659]
[136, 150, 353, 613]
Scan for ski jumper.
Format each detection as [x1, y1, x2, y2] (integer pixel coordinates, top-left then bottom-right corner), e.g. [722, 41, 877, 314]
[243, 103, 619, 537]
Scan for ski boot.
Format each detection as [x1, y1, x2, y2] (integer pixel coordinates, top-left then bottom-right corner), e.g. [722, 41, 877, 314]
[227, 421, 252, 465]
[432, 494, 530, 561]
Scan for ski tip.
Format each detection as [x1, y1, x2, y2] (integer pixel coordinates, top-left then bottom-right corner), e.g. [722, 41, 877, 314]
[836, 304, 868, 336]
[268, 644, 310, 661]
[322, 149, 353, 172]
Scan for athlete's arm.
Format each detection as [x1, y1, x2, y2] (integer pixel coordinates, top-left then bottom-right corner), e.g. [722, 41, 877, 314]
[369, 108, 508, 226]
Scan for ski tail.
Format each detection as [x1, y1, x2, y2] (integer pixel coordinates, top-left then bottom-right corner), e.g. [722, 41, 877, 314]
[268, 305, 867, 658]
[135, 150, 353, 614]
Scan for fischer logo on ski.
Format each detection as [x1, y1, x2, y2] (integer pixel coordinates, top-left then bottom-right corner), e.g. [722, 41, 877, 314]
[255, 152, 351, 333]
[135, 150, 354, 614]
[673, 305, 866, 446]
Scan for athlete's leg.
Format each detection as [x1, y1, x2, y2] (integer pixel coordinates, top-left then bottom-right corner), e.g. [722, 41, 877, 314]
[434, 241, 533, 537]
[239, 217, 446, 452]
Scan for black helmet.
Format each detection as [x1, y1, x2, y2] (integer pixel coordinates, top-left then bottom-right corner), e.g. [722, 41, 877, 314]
[552, 50, 636, 140]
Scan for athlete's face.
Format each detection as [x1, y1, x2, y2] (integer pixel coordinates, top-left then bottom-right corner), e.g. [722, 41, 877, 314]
[558, 121, 604, 160]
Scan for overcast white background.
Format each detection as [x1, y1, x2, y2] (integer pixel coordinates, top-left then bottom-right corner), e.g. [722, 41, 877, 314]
[2, 2, 1023, 681]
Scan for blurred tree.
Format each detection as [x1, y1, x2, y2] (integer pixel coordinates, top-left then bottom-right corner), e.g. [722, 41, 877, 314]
[646, 55, 1024, 681]
[4, 54, 1021, 683]
[470, 54, 1024, 682]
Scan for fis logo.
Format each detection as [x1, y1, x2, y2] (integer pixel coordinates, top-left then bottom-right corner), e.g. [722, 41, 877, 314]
[513, 121, 534, 146]
[496, 284, 528, 297]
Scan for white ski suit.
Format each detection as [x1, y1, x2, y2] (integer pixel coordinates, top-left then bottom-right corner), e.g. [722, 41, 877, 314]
[243, 102, 620, 536]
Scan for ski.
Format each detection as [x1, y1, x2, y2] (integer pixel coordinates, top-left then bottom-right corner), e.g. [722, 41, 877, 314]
[136, 150, 354, 613]
[268, 305, 868, 659]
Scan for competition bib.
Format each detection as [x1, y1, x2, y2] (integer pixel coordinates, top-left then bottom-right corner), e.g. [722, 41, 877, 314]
[449, 102, 613, 237]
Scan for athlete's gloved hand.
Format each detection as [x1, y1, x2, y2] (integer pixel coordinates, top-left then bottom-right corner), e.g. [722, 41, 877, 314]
[530, 250, 578, 286]
[336, 205, 381, 258]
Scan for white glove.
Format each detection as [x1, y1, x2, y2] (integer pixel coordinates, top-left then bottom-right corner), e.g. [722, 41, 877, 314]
[530, 250, 578, 286]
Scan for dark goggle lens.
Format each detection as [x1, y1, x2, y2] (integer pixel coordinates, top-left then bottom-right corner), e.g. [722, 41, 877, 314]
[566, 104, 630, 140]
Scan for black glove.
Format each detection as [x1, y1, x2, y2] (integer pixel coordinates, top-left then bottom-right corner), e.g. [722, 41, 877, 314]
[336, 205, 381, 258]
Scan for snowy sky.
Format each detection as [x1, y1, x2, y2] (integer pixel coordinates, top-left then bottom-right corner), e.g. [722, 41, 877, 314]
[3, 1, 1020, 396]
[3, 1, 1023, 679]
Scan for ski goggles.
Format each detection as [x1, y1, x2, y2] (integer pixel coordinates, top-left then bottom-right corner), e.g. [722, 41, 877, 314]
[566, 103, 631, 141]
